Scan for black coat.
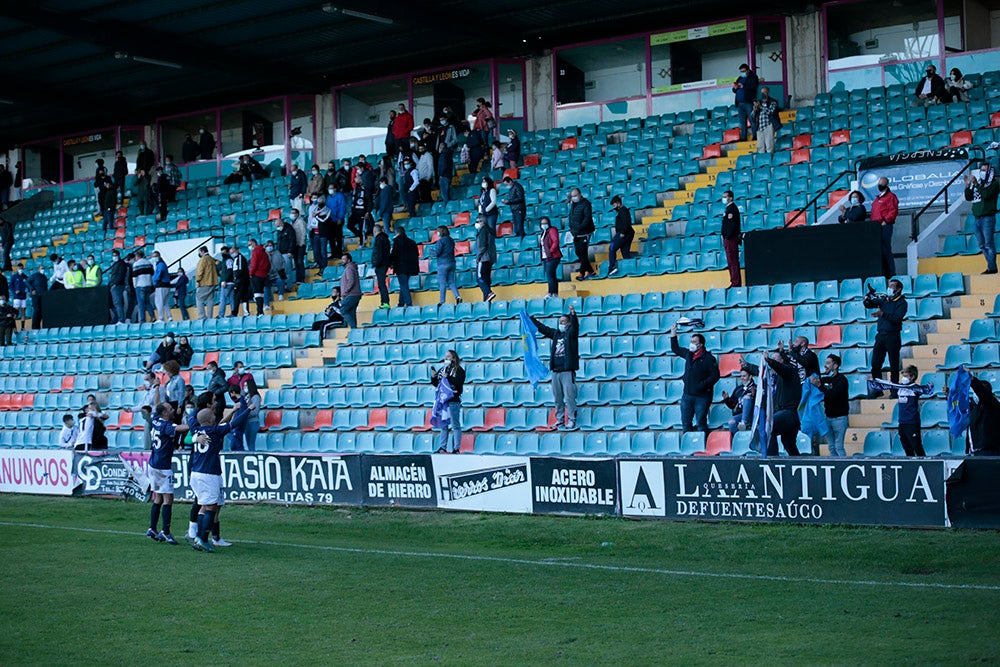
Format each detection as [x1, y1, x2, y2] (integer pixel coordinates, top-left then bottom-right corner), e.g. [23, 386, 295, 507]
[136, 147, 155, 174]
[372, 232, 391, 269]
[568, 198, 595, 237]
[199, 132, 216, 159]
[614, 206, 634, 237]
[874, 295, 907, 336]
[766, 356, 802, 412]
[276, 224, 296, 255]
[531, 311, 580, 373]
[182, 138, 200, 163]
[970, 377, 1000, 454]
[390, 234, 420, 276]
[721, 202, 741, 239]
[671, 337, 720, 398]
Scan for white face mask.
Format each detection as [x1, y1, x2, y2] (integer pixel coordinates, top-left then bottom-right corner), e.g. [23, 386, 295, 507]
[558, 323, 568, 332]
[688, 343, 699, 353]
[541, 223, 550, 230]
[571, 195, 580, 203]
[721, 197, 730, 205]
[475, 222, 482, 230]
[850, 197, 859, 205]
[482, 182, 488, 189]
[900, 376, 912, 385]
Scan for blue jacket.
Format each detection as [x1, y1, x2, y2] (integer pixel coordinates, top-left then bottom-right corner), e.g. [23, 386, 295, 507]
[435, 236, 456, 268]
[734, 70, 759, 104]
[377, 185, 394, 220]
[9, 272, 27, 300]
[152, 259, 171, 288]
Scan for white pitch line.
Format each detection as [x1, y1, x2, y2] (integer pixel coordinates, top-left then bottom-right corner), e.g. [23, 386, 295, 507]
[3, 520, 1000, 592]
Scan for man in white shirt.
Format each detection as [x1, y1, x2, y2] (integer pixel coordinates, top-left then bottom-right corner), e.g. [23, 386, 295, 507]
[58, 414, 78, 448]
[49, 253, 68, 290]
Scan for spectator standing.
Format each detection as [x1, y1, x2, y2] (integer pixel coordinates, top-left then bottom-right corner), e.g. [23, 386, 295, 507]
[231, 246, 251, 317]
[49, 253, 68, 290]
[151, 251, 173, 322]
[199, 126, 216, 159]
[475, 215, 498, 303]
[172, 268, 190, 321]
[195, 246, 217, 320]
[567, 188, 596, 280]
[27, 265, 47, 329]
[870, 177, 899, 278]
[505, 129, 521, 169]
[473, 98, 495, 148]
[530, 305, 580, 430]
[307, 164, 325, 198]
[371, 223, 391, 310]
[764, 351, 803, 456]
[867, 278, 907, 397]
[788, 335, 821, 380]
[339, 253, 362, 330]
[216, 246, 234, 318]
[968, 375, 1000, 455]
[108, 250, 128, 324]
[275, 218, 296, 286]
[384, 110, 398, 157]
[539, 216, 562, 299]
[721, 190, 742, 288]
[64, 260, 84, 289]
[311, 287, 345, 337]
[182, 134, 200, 163]
[963, 161, 998, 274]
[136, 141, 155, 176]
[206, 360, 228, 423]
[393, 104, 415, 157]
[0, 217, 13, 272]
[288, 163, 307, 213]
[162, 360, 186, 414]
[247, 238, 270, 317]
[490, 141, 504, 171]
[390, 225, 419, 308]
[812, 353, 849, 457]
[896, 365, 927, 457]
[83, 255, 101, 288]
[290, 209, 308, 284]
[670, 322, 721, 436]
[416, 145, 434, 203]
[308, 195, 331, 271]
[102, 176, 118, 233]
[437, 115, 458, 203]
[376, 177, 394, 232]
[434, 226, 461, 306]
[347, 177, 371, 246]
[752, 86, 780, 153]
[237, 377, 262, 451]
[163, 156, 181, 202]
[10, 263, 27, 328]
[227, 361, 252, 392]
[59, 414, 79, 448]
[732, 63, 759, 141]
[264, 241, 285, 310]
[0, 166, 10, 211]
[0, 294, 17, 346]
[430, 350, 466, 454]
[133, 168, 153, 216]
[838, 191, 867, 223]
[479, 177, 499, 231]
[607, 195, 635, 277]
[153, 167, 171, 221]
[113, 150, 128, 201]
[722, 368, 756, 435]
[501, 175, 527, 238]
[401, 157, 419, 217]
[912, 64, 948, 106]
[465, 125, 486, 175]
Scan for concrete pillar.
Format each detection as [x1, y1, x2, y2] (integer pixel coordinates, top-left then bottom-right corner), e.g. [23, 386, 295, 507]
[786, 11, 824, 106]
[526, 52, 554, 133]
[315, 91, 336, 164]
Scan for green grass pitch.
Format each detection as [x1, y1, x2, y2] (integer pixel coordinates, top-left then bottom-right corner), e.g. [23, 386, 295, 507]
[1, 494, 999, 664]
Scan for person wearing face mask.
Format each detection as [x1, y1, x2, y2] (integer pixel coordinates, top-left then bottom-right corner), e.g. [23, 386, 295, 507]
[136, 141, 155, 174]
[371, 224, 392, 309]
[182, 133, 200, 164]
[787, 335, 820, 381]
[945, 68, 974, 103]
[309, 195, 333, 271]
[894, 365, 928, 457]
[215, 246, 233, 318]
[290, 208, 308, 283]
[339, 253, 362, 329]
[607, 195, 635, 277]
[433, 226, 461, 306]
[385, 109, 398, 158]
[288, 163, 307, 213]
[479, 177, 499, 231]
[732, 63, 759, 142]
[504, 130, 521, 169]
[347, 176, 371, 247]
[867, 278, 907, 398]
[911, 64, 948, 106]
[416, 144, 435, 204]
[0, 293, 17, 346]
[763, 350, 803, 456]
[198, 126, 216, 160]
[720, 190, 742, 288]
[275, 218, 296, 288]
[306, 164, 324, 198]
[9, 263, 27, 328]
[723, 369, 756, 435]
[870, 176, 899, 278]
[567, 188, 596, 280]
[27, 264, 47, 330]
[162, 155, 181, 202]
[474, 215, 498, 303]
[530, 305, 580, 430]
[402, 158, 420, 217]
[837, 190, 867, 223]
[501, 175, 527, 238]
[465, 122, 486, 175]
[538, 216, 562, 298]
[392, 104, 415, 157]
[194, 246, 217, 320]
[430, 350, 466, 453]
[376, 177, 394, 233]
[144, 333, 176, 371]
[751, 86, 780, 153]
[810, 354, 848, 457]
[230, 245, 252, 317]
[670, 322, 721, 437]
[390, 225, 419, 308]
[247, 238, 271, 316]
[963, 161, 998, 275]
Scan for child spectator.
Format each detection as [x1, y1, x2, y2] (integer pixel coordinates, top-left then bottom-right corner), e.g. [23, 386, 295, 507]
[59, 414, 78, 448]
[897, 364, 927, 457]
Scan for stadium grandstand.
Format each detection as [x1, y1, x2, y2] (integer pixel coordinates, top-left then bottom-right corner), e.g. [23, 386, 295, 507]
[0, 0, 998, 488]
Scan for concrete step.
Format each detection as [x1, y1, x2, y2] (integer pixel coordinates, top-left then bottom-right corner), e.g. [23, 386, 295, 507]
[959, 294, 995, 310]
[933, 318, 978, 334]
[951, 306, 991, 320]
[851, 413, 890, 428]
[845, 427, 875, 448]
[969, 273, 1000, 294]
[909, 344, 948, 360]
[859, 398, 897, 415]
[925, 332, 967, 346]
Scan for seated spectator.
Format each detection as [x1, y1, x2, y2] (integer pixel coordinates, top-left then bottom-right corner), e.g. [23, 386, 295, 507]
[945, 68, 973, 103]
[311, 286, 345, 337]
[162, 360, 186, 418]
[144, 332, 176, 371]
[911, 64, 949, 106]
[837, 191, 867, 223]
[175, 335, 194, 368]
[722, 369, 756, 435]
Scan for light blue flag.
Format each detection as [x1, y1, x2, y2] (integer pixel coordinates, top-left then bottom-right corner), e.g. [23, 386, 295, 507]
[948, 365, 972, 438]
[798, 374, 831, 438]
[519, 310, 550, 388]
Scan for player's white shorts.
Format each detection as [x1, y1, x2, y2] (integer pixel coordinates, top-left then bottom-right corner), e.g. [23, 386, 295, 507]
[148, 467, 174, 494]
[11, 299, 26, 309]
[190, 472, 224, 505]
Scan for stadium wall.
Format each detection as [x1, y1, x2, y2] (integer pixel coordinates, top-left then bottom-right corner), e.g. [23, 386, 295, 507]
[5, 449, 994, 530]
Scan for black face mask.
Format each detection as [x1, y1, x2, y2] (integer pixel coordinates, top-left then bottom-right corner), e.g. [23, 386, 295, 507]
[877, 184, 887, 192]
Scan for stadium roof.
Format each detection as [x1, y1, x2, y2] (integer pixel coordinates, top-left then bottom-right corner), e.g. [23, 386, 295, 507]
[0, 0, 805, 147]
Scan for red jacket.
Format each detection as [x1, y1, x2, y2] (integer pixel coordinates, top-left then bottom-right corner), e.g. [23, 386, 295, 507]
[870, 190, 899, 224]
[540, 226, 562, 261]
[392, 111, 414, 140]
[249, 244, 271, 278]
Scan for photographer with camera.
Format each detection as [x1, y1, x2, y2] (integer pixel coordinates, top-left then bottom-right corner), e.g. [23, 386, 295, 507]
[866, 278, 907, 398]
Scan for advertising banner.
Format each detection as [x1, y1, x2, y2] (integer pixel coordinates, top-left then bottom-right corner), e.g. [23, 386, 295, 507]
[530, 457, 617, 516]
[0, 449, 74, 495]
[857, 148, 969, 210]
[120, 451, 363, 506]
[362, 454, 437, 508]
[432, 454, 533, 513]
[619, 458, 947, 527]
[74, 452, 146, 500]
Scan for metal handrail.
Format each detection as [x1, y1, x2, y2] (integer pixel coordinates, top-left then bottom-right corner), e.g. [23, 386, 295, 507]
[784, 168, 857, 227]
[910, 145, 986, 241]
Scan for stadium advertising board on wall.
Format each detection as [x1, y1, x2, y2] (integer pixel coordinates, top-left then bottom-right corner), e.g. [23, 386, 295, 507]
[857, 148, 969, 209]
[619, 458, 947, 527]
[74, 452, 145, 500]
[433, 454, 533, 513]
[0, 449, 74, 495]
[530, 457, 617, 515]
[361, 454, 437, 508]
